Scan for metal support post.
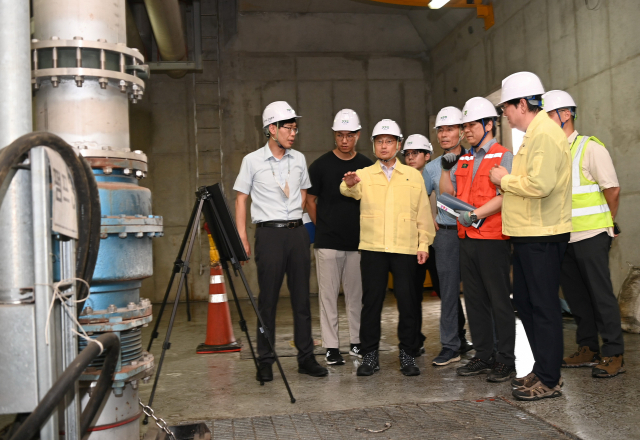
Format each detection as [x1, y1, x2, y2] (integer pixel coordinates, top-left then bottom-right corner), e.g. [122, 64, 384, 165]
[31, 147, 59, 440]
[60, 240, 80, 440]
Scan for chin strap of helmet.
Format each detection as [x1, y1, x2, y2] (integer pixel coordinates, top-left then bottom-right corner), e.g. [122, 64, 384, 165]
[441, 128, 465, 153]
[472, 119, 491, 154]
[271, 121, 286, 150]
[372, 138, 400, 163]
[555, 110, 566, 129]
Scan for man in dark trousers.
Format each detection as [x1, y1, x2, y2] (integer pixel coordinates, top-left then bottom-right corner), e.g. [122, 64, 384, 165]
[306, 109, 373, 366]
[491, 72, 572, 401]
[440, 97, 515, 383]
[543, 90, 625, 378]
[400, 134, 440, 353]
[234, 101, 328, 382]
[341, 119, 435, 377]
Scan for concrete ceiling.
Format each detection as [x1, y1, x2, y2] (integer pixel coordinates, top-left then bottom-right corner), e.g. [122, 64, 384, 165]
[239, 0, 476, 50]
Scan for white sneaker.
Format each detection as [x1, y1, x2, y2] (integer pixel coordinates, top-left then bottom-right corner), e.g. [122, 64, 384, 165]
[349, 343, 363, 358]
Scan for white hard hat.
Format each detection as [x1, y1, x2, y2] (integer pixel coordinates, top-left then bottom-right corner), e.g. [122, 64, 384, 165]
[461, 97, 499, 123]
[402, 134, 433, 152]
[371, 119, 403, 141]
[332, 109, 361, 131]
[498, 71, 545, 105]
[262, 101, 301, 128]
[434, 106, 463, 128]
[542, 90, 577, 112]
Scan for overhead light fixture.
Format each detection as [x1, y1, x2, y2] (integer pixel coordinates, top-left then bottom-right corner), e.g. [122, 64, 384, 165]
[428, 0, 451, 8]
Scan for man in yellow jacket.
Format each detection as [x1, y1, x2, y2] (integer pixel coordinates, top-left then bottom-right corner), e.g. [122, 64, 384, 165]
[341, 119, 435, 377]
[490, 72, 572, 402]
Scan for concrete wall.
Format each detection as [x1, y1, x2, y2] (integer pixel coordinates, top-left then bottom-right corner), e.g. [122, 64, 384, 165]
[135, 2, 433, 302]
[133, 0, 220, 303]
[426, 0, 640, 294]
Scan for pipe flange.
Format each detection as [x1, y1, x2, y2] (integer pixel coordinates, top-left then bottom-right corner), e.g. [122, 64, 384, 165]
[31, 38, 145, 61]
[100, 215, 164, 237]
[31, 38, 147, 101]
[78, 148, 149, 178]
[79, 297, 153, 323]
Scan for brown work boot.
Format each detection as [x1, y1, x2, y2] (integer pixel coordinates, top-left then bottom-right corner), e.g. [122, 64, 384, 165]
[512, 382, 562, 401]
[512, 372, 563, 389]
[562, 346, 600, 368]
[592, 354, 626, 378]
[511, 371, 537, 388]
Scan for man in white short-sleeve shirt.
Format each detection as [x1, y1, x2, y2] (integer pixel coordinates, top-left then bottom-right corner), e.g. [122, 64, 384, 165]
[234, 101, 328, 383]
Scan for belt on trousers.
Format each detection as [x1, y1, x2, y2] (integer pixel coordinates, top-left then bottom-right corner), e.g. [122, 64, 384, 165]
[437, 224, 458, 230]
[256, 219, 303, 229]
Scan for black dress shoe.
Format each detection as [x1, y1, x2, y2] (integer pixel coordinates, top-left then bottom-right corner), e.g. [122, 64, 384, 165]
[298, 355, 328, 377]
[459, 337, 474, 354]
[399, 349, 420, 376]
[256, 362, 273, 382]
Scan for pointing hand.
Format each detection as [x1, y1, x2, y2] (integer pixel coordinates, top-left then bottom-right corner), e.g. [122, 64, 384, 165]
[343, 171, 361, 188]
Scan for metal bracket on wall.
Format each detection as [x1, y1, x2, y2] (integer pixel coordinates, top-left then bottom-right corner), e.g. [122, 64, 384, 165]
[446, 0, 494, 30]
[148, 0, 203, 73]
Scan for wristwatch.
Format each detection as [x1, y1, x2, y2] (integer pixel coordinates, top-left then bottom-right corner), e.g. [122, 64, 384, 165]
[469, 211, 478, 223]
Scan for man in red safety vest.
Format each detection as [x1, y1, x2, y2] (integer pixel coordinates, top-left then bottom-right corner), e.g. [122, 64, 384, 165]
[440, 96, 516, 383]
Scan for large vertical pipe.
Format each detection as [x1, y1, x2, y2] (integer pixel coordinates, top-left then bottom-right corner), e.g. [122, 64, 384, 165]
[143, 0, 188, 78]
[0, 1, 35, 303]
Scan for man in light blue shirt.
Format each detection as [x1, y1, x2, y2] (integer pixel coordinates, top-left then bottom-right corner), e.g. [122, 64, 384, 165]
[424, 107, 473, 366]
[234, 101, 327, 382]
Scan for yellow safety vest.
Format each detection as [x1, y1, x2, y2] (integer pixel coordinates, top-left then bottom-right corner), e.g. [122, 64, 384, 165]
[570, 135, 614, 232]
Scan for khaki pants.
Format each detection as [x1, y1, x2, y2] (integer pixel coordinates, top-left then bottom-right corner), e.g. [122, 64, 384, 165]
[314, 249, 363, 348]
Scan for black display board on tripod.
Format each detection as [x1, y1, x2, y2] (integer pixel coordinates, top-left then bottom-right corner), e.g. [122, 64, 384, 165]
[143, 185, 295, 425]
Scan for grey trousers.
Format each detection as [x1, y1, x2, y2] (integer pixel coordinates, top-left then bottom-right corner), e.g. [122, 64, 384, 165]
[315, 248, 363, 348]
[432, 227, 461, 351]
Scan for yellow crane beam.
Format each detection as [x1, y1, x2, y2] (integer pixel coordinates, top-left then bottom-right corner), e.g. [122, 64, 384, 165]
[369, 0, 495, 30]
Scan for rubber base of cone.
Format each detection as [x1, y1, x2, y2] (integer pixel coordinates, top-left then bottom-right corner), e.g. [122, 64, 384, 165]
[196, 340, 242, 354]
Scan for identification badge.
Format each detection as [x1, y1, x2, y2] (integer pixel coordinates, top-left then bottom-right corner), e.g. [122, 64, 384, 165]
[462, 164, 469, 168]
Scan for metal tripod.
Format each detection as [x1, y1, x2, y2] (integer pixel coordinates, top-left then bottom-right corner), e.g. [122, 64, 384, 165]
[143, 187, 295, 425]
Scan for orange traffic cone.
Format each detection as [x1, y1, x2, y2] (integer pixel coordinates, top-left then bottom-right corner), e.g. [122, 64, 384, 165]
[196, 266, 242, 354]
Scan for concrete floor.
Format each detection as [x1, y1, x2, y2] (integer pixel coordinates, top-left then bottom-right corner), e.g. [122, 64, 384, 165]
[139, 292, 639, 440]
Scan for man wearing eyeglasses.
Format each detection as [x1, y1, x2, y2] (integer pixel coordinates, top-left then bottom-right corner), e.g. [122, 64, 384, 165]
[490, 72, 571, 401]
[234, 101, 328, 383]
[341, 119, 435, 377]
[306, 109, 373, 366]
[400, 135, 441, 354]
[439, 97, 516, 383]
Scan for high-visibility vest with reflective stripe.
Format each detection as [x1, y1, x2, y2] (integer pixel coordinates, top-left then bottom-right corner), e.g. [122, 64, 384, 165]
[454, 143, 509, 240]
[570, 135, 614, 232]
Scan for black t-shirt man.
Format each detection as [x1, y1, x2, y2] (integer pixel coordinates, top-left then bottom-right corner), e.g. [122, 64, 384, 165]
[308, 151, 373, 251]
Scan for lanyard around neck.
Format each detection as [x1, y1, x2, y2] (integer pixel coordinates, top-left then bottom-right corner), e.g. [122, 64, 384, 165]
[269, 154, 291, 198]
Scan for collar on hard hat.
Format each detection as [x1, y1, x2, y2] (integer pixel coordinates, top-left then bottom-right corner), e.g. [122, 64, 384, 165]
[525, 95, 543, 107]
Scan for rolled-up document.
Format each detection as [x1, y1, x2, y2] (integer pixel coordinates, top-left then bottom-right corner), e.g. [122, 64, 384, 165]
[436, 193, 484, 228]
